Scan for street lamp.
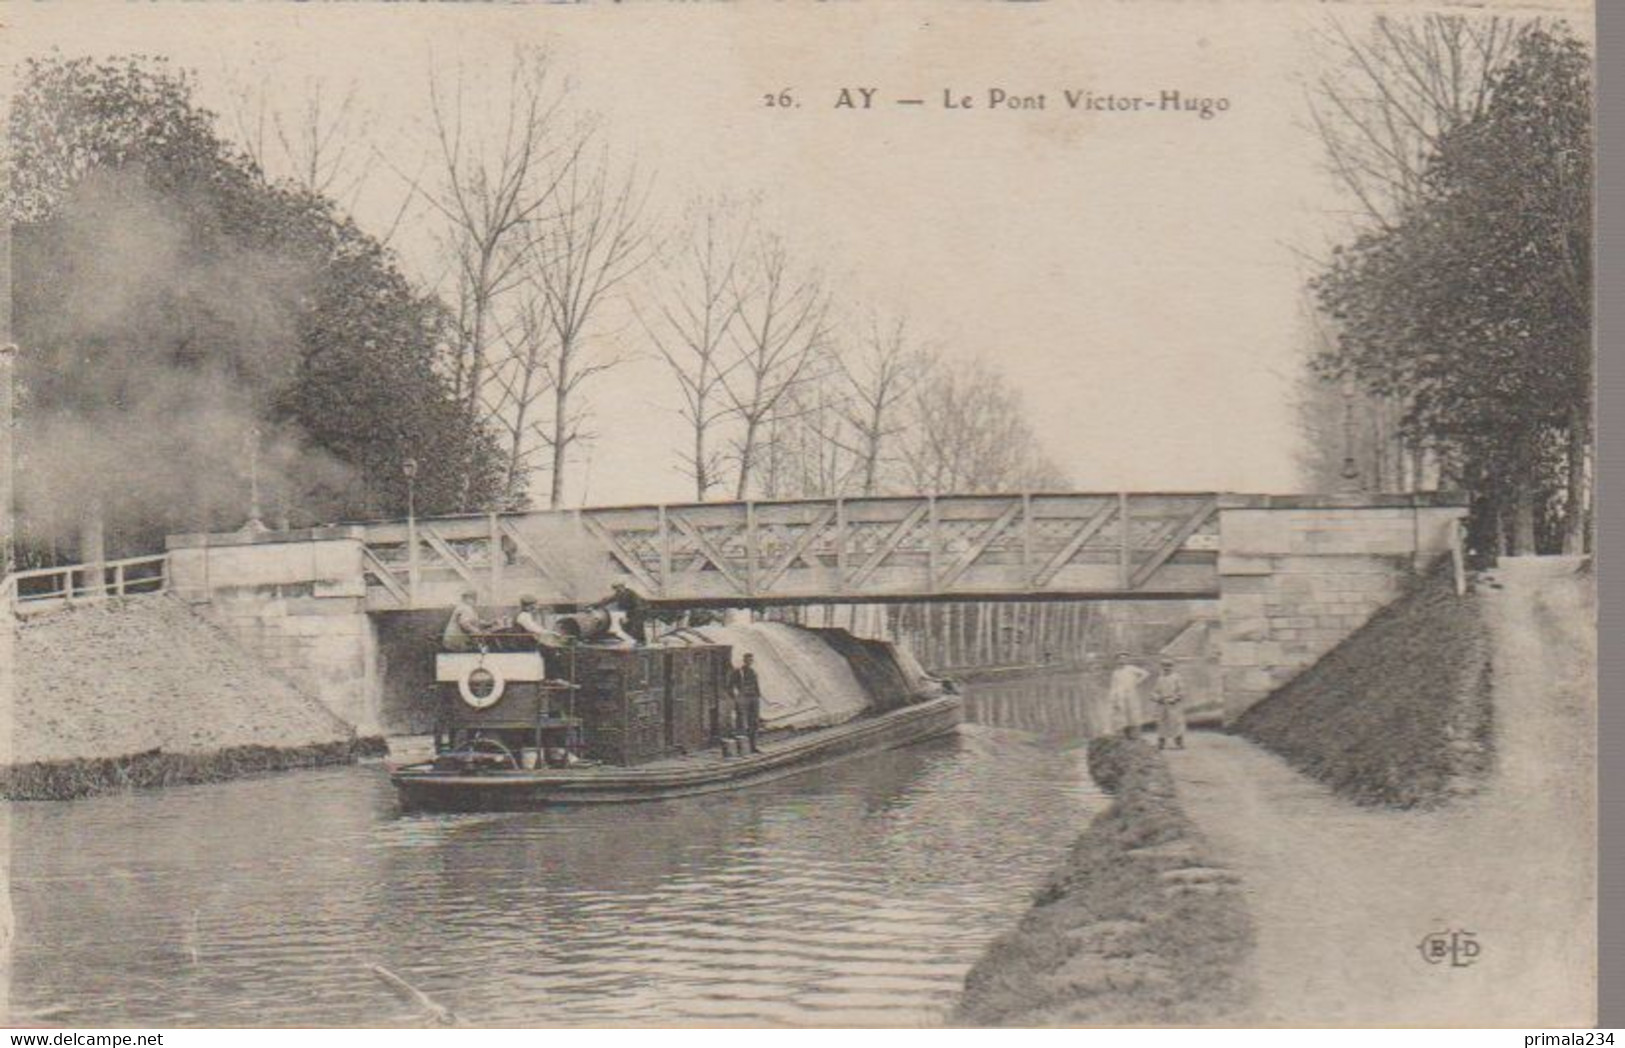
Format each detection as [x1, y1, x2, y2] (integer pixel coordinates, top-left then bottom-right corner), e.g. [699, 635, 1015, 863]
[404, 457, 420, 601]
[1339, 374, 1363, 493]
[242, 425, 268, 532]
[1, 343, 16, 575]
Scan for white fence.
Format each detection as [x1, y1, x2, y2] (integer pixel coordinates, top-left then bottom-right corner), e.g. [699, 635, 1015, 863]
[0, 553, 170, 611]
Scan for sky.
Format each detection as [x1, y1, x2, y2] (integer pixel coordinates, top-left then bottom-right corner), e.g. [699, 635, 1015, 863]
[7, 0, 1588, 507]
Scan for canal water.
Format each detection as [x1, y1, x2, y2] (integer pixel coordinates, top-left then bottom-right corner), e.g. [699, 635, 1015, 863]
[9, 672, 1105, 1027]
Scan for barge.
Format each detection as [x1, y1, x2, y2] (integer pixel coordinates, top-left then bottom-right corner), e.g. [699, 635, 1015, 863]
[388, 627, 962, 812]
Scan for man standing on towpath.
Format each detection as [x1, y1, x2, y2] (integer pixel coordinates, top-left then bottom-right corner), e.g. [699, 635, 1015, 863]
[1108, 652, 1151, 739]
[1150, 655, 1186, 750]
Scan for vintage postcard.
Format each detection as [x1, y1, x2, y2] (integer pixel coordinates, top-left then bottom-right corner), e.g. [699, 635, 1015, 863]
[0, 0, 1598, 1031]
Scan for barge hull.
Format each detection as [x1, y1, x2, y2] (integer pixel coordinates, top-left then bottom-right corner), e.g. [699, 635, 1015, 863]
[390, 695, 962, 812]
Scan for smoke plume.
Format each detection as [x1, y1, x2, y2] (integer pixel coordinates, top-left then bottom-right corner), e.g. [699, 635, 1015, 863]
[13, 167, 356, 554]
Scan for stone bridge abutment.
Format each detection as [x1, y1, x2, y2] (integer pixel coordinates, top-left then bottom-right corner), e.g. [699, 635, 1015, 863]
[1213, 494, 1464, 720]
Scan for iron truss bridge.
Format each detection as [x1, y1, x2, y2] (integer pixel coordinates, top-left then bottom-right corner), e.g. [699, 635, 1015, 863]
[357, 493, 1222, 611]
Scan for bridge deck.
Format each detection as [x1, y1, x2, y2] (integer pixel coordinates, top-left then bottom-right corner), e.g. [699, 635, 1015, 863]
[356, 493, 1221, 610]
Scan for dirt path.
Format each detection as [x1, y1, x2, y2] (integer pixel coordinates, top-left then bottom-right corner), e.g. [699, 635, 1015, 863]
[1168, 560, 1594, 1026]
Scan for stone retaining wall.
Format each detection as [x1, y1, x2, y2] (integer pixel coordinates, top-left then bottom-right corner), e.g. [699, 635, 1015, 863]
[167, 529, 382, 733]
[1216, 496, 1465, 720]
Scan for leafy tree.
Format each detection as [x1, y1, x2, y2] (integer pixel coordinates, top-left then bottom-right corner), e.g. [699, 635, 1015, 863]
[7, 55, 504, 560]
[1311, 27, 1591, 555]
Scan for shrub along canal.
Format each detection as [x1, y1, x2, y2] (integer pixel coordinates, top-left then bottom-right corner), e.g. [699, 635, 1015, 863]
[9, 672, 1108, 1027]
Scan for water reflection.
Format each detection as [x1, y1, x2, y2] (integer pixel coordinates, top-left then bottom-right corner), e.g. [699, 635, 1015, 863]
[11, 672, 1104, 1027]
[967, 670, 1109, 737]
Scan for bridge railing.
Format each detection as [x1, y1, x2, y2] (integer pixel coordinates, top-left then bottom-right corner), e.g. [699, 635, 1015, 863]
[356, 492, 1224, 608]
[1, 553, 170, 612]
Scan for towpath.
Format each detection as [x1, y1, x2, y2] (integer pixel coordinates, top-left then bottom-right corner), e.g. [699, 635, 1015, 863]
[1167, 560, 1594, 1026]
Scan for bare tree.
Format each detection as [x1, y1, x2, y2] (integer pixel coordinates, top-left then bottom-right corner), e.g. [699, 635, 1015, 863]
[1307, 13, 1533, 229]
[409, 48, 583, 444]
[899, 356, 1068, 494]
[639, 198, 749, 500]
[1292, 294, 1426, 494]
[838, 311, 924, 495]
[723, 233, 831, 500]
[523, 147, 651, 508]
[757, 351, 854, 498]
[226, 73, 380, 212]
[483, 290, 552, 501]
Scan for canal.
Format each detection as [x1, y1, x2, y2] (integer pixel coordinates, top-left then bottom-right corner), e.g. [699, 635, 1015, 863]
[9, 672, 1106, 1027]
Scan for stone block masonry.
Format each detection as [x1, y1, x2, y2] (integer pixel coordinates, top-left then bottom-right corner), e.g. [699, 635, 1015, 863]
[1215, 494, 1466, 721]
[167, 528, 383, 734]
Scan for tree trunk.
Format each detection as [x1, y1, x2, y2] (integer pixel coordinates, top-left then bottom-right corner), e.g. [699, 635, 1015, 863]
[1564, 404, 1590, 554]
[549, 378, 569, 509]
[735, 417, 760, 500]
[1511, 482, 1537, 556]
[693, 422, 709, 501]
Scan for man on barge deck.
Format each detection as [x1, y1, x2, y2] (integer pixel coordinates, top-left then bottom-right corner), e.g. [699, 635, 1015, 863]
[594, 582, 650, 645]
[515, 594, 572, 673]
[728, 652, 763, 754]
[442, 590, 489, 652]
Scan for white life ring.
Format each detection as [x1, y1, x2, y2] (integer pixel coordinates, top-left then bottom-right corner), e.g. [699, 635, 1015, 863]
[458, 659, 507, 710]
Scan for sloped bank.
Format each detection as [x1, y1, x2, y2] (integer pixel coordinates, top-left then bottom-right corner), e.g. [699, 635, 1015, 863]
[5, 595, 382, 800]
[1231, 561, 1492, 808]
[952, 738, 1253, 1027]
[0, 737, 389, 800]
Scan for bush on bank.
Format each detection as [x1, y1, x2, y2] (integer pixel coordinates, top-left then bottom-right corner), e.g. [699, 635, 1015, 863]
[953, 737, 1253, 1027]
[1232, 561, 1492, 809]
[0, 736, 389, 801]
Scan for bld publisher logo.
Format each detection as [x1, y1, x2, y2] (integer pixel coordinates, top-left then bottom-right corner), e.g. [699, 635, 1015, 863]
[1418, 929, 1481, 968]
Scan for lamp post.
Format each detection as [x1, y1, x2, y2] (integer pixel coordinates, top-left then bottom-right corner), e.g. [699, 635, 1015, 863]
[1339, 374, 1363, 493]
[0, 342, 15, 576]
[404, 457, 419, 602]
[242, 425, 268, 532]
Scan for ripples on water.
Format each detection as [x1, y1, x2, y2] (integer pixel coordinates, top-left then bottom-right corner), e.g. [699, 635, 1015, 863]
[10, 673, 1105, 1027]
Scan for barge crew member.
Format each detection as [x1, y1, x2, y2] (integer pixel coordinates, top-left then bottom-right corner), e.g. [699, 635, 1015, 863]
[1151, 656, 1186, 750]
[443, 589, 488, 652]
[515, 595, 572, 673]
[1108, 652, 1150, 739]
[728, 652, 763, 754]
[594, 582, 650, 645]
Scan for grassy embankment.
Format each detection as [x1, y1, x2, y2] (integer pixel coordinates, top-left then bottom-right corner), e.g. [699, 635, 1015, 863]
[1, 737, 389, 800]
[1232, 561, 1492, 809]
[953, 737, 1253, 1027]
[5, 595, 388, 800]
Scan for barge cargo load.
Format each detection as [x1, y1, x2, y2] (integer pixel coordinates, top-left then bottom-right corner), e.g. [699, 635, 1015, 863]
[391, 621, 960, 812]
